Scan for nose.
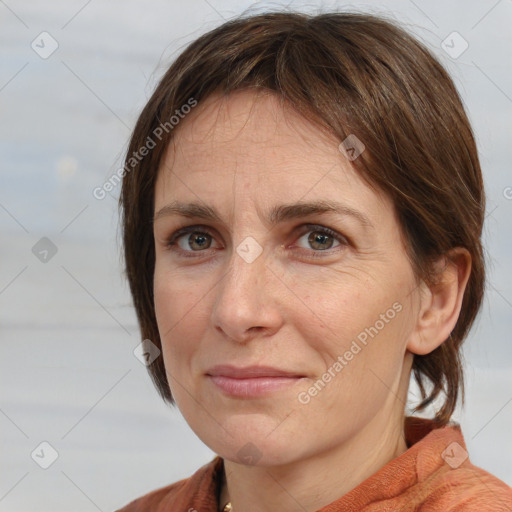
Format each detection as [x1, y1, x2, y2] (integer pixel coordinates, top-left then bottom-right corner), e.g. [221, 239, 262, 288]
[211, 245, 283, 344]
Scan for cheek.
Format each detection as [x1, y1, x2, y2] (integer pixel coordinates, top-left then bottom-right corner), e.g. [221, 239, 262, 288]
[292, 272, 408, 393]
[153, 268, 208, 376]
[153, 262, 210, 329]
[288, 269, 391, 353]
[295, 319, 408, 434]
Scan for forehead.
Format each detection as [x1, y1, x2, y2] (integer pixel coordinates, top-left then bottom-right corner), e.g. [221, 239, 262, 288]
[166, 90, 337, 167]
[155, 90, 388, 215]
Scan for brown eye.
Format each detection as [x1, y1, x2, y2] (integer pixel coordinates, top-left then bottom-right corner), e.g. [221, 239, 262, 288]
[307, 231, 335, 250]
[180, 232, 212, 251]
[295, 226, 346, 252]
[166, 226, 219, 256]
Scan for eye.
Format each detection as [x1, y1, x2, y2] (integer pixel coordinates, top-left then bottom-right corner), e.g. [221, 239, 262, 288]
[294, 225, 347, 255]
[166, 226, 219, 256]
[165, 224, 348, 258]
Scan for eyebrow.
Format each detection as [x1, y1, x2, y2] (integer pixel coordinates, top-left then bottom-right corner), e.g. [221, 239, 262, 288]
[153, 200, 374, 230]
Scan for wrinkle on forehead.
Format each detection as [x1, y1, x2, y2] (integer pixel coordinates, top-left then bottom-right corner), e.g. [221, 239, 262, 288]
[153, 88, 397, 247]
[163, 89, 340, 172]
[154, 88, 370, 225]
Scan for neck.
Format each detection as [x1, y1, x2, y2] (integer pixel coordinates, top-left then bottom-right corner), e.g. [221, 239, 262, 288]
[221, 400, 409, 512]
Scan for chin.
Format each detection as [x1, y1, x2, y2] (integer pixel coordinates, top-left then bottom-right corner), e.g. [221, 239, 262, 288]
[195, 413, 300, 466]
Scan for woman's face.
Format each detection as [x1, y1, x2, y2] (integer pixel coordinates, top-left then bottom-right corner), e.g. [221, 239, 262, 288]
[153, 90, 422, 466]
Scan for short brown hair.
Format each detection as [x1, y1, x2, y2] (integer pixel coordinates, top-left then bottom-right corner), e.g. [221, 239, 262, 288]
[119, 11, 485, 424]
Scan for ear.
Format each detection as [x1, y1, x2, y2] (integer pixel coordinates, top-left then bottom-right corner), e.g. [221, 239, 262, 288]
[407, 247, 472, 356]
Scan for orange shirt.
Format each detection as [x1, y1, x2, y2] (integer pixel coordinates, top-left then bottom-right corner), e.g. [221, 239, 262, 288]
[116, 417, 512, 511]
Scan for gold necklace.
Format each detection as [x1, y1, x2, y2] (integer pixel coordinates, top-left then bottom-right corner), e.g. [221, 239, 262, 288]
[222, 501, 232, 511]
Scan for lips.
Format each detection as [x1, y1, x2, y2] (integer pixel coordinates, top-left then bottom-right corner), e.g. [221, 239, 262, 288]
[206, 365, 305, 378]
[206, 365, 306, 398]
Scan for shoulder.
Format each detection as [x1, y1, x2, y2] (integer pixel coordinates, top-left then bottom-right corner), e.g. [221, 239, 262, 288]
[115, 478, 188, 512]
[420, 455, 512, 511]
[115, 456, 223, 512]
[405, 418, 512, 511]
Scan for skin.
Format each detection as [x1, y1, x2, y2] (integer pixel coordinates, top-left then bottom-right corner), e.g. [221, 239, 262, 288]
[152, 89, 471, 512]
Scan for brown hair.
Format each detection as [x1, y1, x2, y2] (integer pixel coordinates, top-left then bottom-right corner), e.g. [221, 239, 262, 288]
[119, 11, 485, 424]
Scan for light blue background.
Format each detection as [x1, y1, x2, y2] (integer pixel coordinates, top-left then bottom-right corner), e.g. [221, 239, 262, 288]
[1, 1, 511, 510]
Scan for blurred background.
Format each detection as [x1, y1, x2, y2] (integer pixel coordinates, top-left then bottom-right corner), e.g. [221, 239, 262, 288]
[1, 0, 511, 510]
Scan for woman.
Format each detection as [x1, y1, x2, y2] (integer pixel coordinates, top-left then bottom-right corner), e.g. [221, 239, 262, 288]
[116, 11, 511, 512]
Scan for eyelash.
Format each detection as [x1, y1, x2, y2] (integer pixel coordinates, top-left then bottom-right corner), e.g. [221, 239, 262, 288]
[165, 224, 348, 259]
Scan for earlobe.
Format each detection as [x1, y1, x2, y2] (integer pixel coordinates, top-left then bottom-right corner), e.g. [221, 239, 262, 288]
[407, 248, 472, 356]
